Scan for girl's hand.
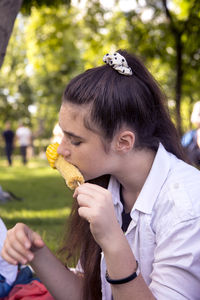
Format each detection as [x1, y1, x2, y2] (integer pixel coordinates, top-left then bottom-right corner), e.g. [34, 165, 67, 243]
[1, 223, 44, 265]
[73, 183, 122, 252]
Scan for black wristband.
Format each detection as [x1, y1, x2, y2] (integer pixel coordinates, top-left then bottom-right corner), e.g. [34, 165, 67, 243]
[105, 261, 138, 285]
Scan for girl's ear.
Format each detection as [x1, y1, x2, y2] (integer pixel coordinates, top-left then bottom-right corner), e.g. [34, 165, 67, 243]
[115, 130, 135, 153]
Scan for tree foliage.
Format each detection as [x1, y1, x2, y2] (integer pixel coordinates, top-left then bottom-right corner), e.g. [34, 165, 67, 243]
[82, 0, 200, 135]
[25, 5, 83, 137]
[0, 0, 71, 69]
[21, 0, 70, 15]
[0, 18, 33, 128]
[0, 0, 23, 68]
[0, 0, 199, 139]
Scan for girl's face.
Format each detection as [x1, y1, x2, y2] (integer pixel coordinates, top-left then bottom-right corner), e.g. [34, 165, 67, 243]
[58, 102, 115, 181]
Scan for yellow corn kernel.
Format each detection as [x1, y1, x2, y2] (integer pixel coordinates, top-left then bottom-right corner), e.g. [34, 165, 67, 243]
[46, 142, 59, 168]
[46, 143, 84, 190]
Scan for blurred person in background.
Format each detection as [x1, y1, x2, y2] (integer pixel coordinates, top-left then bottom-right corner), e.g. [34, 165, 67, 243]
[16, 122, 32, 165]
[181, 101, 200, 167]
[2, 121, 15, 166]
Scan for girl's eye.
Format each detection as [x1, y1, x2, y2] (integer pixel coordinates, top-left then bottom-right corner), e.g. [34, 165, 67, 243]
[71, 140, 82, 146]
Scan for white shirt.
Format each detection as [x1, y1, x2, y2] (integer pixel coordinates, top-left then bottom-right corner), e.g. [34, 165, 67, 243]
[0, 219, 18, 285]
[101, 143, 200, 300]
[16, 126, 31, 146]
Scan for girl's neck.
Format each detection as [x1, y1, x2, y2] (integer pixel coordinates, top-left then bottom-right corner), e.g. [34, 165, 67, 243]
[115, 148, 156, 212]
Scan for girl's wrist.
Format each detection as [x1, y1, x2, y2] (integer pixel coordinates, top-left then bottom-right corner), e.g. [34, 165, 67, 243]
[103, 230, 137, 280]
[98, 223, 124, 253]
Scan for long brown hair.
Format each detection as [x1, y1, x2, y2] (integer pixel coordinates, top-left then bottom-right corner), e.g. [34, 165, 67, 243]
[59, 50, 186, 300]
[59, 175, 110, 300]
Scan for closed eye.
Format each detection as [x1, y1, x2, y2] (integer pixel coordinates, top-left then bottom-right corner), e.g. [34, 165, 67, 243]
[61, 128, 84, 146]
[71, 140, 82, 146]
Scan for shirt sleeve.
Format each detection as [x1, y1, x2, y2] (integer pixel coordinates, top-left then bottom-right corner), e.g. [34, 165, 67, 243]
[149, 213, 200, 299]
[69, 260, 84, 277]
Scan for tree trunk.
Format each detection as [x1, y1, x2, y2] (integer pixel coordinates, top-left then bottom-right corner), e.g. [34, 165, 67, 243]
[175, 34, 183, 137]
[162, 0, 184, 137]
[0, 0, 23, 69]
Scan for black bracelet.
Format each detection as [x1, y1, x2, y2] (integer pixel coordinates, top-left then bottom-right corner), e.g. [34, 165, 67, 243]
[105, 261, 138, 285]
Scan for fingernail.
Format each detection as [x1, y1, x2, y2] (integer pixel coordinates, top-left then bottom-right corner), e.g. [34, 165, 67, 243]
[25, 242, 30, 249]
[22, 259, 27, 264]
[28, 254, 34, 261]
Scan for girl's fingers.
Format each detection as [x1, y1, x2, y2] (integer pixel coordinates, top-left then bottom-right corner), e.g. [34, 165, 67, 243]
[2, 242, 33, 265]
[7, 237, 33, 258]
[74, 183, 111, 202]
[3, 233, 34, 264]
[9, 223, 32, 248]
[76, 193, 93, 207]
[32, 232, 45, 248]
[78, 206, 91, 223]
[11, 223, 44, 249]
[73, 183, 103, 198]
[1, 223, 44, 266]
[1, 249, 18, 265]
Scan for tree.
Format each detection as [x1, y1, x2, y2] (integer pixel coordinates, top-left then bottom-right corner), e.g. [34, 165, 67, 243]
[0, 4, 82, 137]
[0, 0, 70, 69]
[162, 0, 200, 134]
[107, 0, 200, 135]
[24, 5, 83, 137]
[0, 18, 34, 128]
[0, 0, 23, 68]
[1, 0, 199, 138]
[80, 0, 200, 135]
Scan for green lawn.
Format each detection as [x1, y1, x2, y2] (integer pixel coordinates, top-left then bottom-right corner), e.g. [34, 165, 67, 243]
[0, 156, 74, 254]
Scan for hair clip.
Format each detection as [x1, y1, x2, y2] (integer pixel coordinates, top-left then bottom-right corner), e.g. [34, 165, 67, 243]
[103, 52, 133, 76]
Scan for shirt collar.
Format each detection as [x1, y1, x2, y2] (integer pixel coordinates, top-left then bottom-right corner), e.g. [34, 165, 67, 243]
[108, 143, 172, 215]
[133, 143, 171, 214]
[108, 176, 121, 206]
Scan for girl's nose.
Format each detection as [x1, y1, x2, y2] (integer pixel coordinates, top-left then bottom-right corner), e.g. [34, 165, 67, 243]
[57, 141, 70, 157]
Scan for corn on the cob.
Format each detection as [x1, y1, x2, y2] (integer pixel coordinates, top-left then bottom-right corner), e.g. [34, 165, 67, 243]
[46, 143, 84, 190]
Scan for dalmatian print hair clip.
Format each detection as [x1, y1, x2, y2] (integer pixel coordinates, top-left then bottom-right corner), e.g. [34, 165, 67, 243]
[103, 52, 133, 76]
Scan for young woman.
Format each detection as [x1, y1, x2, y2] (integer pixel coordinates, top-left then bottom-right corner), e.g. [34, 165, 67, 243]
[2, 50, 200, 300]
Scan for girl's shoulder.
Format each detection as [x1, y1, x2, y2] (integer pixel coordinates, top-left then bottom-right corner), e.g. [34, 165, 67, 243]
[152, 160, 200, 235]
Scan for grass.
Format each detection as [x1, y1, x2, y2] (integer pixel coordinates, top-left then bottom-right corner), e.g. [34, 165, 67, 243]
[0, 155, 74, 254]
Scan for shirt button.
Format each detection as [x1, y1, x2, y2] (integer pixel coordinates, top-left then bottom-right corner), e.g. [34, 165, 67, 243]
[173, 183, 180, 189]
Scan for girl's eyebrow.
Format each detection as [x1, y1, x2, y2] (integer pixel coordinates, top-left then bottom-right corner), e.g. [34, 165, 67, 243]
[63, 130, 84, 140]
[58, 122, 85, 140]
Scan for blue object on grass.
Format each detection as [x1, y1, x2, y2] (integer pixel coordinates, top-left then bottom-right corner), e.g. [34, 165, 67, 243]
[0, 274, 12, 297]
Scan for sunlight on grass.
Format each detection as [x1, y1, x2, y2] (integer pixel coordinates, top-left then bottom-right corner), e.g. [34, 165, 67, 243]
[0, 156, 73, 252]
[0, 169, 55, 180]
[0, 207, 71, 219]
[0, 155, 48, 168]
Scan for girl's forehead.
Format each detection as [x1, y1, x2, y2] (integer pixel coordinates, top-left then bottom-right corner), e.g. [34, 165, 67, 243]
[59, 102, 106, 140]
[59, 103, 87, 121]
[59, 103, 94, 133]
